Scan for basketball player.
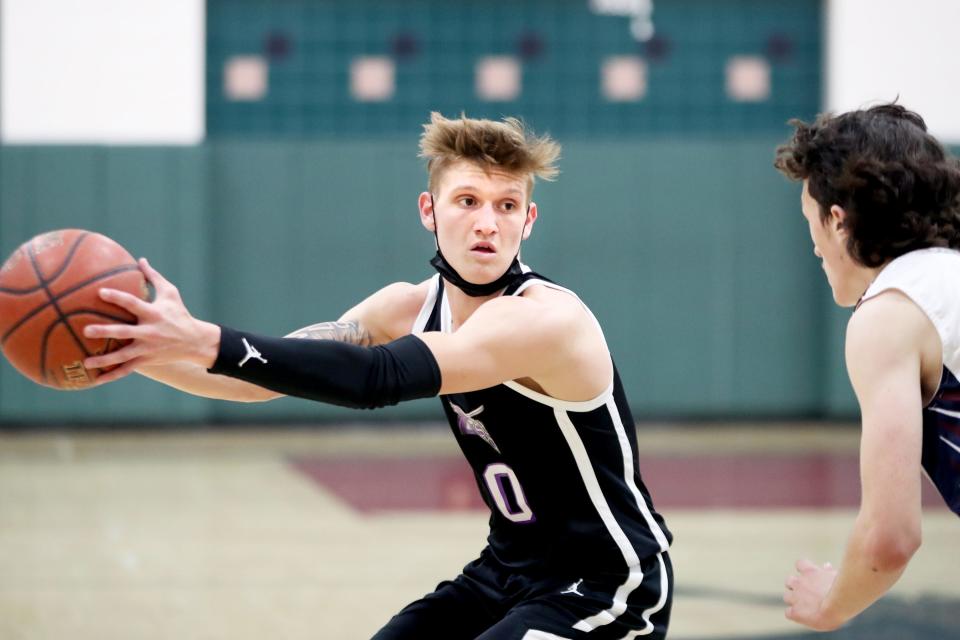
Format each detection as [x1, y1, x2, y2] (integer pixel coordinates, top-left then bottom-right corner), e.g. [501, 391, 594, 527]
[774, 103, 960, 631]
[82, 112, 673, 639]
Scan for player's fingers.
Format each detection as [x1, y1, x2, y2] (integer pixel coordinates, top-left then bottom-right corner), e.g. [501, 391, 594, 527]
[785, 575, 798, 590]
[84, 322, 140, 341]
[785, 606, 796, 621]
[139, 258, 174, 292]
[99, 287, 154, 316]
[823, 562, 834, 570]
[83, 343, 146, 370]
[90, 359, 141, 386]
[796, 558, 817, 573]
[140, 258, 185, 305]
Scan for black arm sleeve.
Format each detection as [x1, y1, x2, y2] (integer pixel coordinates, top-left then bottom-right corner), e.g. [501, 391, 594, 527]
[208, 325, 442, 409]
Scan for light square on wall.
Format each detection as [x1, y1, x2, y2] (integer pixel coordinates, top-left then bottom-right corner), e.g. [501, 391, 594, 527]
[602, 56, 647, 102]
[351, 56, 395, 102]
[476, 56, 521, 101]
[224, 55, 268, 101]
[726, 55, 771, 102]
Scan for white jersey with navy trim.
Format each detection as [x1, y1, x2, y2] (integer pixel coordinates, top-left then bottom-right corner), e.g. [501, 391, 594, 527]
[860, 247, 960, 516]
[412, 271, 673, 576]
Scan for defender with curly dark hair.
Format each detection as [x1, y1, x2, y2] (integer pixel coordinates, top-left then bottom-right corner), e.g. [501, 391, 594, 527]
[776, 104, 960, 268]
[776, 104, 960, 632]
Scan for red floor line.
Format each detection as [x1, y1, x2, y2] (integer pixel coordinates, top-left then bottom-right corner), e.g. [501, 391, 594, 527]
[290, 454, 947, 512]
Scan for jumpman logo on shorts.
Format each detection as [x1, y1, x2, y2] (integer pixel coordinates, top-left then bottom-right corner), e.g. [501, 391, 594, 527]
[238, 337, 268, 367]
[561, 579, 584, 597]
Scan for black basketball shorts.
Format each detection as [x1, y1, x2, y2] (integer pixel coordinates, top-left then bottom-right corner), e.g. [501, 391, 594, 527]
[371, 549, 672, 640]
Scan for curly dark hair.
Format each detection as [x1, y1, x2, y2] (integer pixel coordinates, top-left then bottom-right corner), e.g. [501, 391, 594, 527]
[774, 103, 960, 267]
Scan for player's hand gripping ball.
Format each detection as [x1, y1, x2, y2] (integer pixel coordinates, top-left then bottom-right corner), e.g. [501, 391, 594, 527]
[0, 229, 151, 390]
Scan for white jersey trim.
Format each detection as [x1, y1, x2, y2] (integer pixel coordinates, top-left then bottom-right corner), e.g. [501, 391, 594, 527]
[555, 407, 642, 632]
[440, 285, 453, 333]
[411, 275, 440, 334]
[606, 396, 671, 552]
[503, 379, 614, 413]
[555, 403, 670, 633]
[929, 406, 960, 420]
[619, 553, 670, 639]
[942, 435, 960, 456]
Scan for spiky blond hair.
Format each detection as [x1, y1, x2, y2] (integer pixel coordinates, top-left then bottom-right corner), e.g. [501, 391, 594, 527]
[419, 112, 560, 199]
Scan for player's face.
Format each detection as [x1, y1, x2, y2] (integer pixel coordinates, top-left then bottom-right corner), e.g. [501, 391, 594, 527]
[421, 161, 537, 285]
[800, 181, 864, 307]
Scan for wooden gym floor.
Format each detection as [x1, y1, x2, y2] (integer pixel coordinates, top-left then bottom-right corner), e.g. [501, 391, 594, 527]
[1, 424, 957, 640]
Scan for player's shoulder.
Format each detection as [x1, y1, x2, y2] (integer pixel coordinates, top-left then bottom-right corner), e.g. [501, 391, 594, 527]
[360, 279, 434, 340]
[852, 289, 933, 333]
[371, 278, 433, 307]
[515, 280, 591, 321]
[504, 280, 612, 392]
[478, 281, 597, 344]
[847, 289, 935, 362]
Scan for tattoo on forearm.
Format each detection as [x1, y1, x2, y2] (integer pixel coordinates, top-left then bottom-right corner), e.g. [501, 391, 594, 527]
[285, 320, 374, 346]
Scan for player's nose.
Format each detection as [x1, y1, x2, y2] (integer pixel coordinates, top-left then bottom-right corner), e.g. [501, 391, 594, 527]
[473, 205, 498, 235]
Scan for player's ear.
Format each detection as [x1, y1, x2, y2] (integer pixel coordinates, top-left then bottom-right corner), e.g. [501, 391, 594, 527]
[418, 192, 436, 232]
[829, 204, 847, 235]
[522, 202, 538, 240]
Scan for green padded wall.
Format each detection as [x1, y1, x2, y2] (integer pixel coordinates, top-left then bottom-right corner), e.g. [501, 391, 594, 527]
[0, 139, 851, 424]
[0, 147, 212, 422]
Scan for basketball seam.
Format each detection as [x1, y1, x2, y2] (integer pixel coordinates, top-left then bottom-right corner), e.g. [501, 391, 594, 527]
[26, 241, 93, 383]
[0, 231, 90, 294]
[42, 309, 136, 386]
[39, 317, 60, 386]
[1, 264, 141, 346]
[46, 231, 93, 286]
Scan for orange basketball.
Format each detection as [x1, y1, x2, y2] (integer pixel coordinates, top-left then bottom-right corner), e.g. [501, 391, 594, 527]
[0, 229, 149, 390]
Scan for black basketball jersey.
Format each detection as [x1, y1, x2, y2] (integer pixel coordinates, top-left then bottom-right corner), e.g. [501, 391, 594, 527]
[412, 270, 672, 578]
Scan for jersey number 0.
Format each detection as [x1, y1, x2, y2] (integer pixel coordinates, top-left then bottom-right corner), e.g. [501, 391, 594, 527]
[483, 463, 535, 523]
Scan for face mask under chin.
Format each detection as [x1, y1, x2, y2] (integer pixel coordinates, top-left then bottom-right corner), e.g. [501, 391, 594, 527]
[429, 250, 525, 297]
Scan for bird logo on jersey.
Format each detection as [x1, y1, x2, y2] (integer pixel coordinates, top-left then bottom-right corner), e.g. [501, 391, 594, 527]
[450, 402, 500, 453]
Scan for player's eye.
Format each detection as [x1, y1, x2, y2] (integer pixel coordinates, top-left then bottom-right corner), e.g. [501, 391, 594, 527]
[458, 196, 476, 207]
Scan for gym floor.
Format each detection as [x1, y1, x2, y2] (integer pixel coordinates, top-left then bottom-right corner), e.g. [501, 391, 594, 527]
[1, 424, 957, 640]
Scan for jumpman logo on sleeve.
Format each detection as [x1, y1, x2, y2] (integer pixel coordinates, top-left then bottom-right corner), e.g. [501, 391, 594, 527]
[238, 337, 268, 367]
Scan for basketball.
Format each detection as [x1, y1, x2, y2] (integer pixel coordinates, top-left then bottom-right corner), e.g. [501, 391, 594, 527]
[0, 229, 150, 390]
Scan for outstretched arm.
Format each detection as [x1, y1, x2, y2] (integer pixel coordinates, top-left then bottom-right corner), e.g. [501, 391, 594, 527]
[212, 288, 610, 410]
[784, 293, 926, 630]
[84, 259, 398, 402]
[86, 266, 605, 407]
[132, 319, 374, 402]
[203, 289, 603, 407]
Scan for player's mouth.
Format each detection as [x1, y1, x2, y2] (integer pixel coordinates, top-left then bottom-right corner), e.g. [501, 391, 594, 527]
[471, 242, 496, 255]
